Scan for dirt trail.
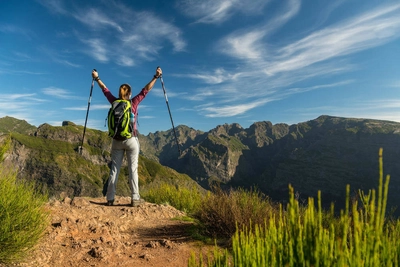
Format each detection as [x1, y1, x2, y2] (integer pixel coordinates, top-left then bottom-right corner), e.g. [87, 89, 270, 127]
[11, 197, 213, 267]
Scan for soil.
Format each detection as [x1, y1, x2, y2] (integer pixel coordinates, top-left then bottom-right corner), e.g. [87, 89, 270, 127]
[6, 197, 214, 267]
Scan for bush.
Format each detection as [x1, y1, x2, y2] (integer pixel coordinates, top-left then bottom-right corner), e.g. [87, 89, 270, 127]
[0, 167, 50, 264]
[0, 134, 11, 162]
[195, 187, 278, 238]
[141, 182, 204, 215]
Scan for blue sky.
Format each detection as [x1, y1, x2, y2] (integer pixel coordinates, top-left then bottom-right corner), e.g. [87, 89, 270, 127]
[1, 0, 400, 135]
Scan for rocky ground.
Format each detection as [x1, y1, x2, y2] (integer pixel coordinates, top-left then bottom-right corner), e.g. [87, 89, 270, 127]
[6, 197, 214, 267]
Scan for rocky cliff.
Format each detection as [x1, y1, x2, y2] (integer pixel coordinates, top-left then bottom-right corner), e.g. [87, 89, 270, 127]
[139, 115, 400, 214]
[0, 117, 200, 199]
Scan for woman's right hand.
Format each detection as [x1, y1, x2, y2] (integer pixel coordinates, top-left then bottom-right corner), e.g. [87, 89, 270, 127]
[155, 67, 162, 78]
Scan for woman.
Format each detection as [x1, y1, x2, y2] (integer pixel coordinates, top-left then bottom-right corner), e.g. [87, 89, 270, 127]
[92, 67, 162, 207]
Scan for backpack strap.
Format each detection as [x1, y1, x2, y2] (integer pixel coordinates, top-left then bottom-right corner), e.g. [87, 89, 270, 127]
[132, 100, 138, 137]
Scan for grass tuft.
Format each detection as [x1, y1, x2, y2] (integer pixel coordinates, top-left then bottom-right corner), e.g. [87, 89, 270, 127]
[0, 167, 50, 264]
[195, 187, 278, 238]
[141, 182, 204, 215]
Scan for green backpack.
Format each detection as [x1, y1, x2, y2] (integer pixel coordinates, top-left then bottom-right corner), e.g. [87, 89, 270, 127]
[107, 99, 133, 140]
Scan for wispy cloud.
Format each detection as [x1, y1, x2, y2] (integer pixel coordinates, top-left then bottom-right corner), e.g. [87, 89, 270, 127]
[116, 55, 134, 67]
[184, 68, 240, 84]
[39, 1, 186, 66]
[0, 24, 34, 39]
[38, 46, 82, 68]
[0, 93, 37, 101]
[266, 4, 400, 75]
[217, 0, 301, 61]
[287, 98, 400, 123]
[0, 69, 47, 75]
[199, 98, 274, 117]
[186, 2, 400, 118]
[37, 0, 68, 15]
[137, 104, 150, 110]
[360, 99, 400, 109]
[138, 116, 155, 119]
[151, 88, 179, 98]
[286, 80, 354, 94]
[182, 89, 215, 101]
[223, 30, 267, 60]
[111, 11, 186, 63]
[42, 87, 83, 99]
[176, 0, 270, 24]
[389, 81, 400, 88]
[95, 9, 185, 64]
[63, 104, 109, 111]
[73, 8, 123, 33]
[216, 2, 400, 73]
[81, 39, 109, 63]
[0, 94, 48, 126]
[56, 60, 81, 68]
[12, 52, 34, 62]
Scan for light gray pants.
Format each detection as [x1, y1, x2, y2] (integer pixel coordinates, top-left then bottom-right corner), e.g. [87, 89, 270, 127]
[106, 137, 140, 201]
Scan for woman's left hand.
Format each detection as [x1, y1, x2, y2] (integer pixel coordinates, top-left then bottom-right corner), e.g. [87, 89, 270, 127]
[92, 69, 99, 79]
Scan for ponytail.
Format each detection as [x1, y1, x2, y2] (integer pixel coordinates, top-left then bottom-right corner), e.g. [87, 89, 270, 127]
[119, 84, 132, 100]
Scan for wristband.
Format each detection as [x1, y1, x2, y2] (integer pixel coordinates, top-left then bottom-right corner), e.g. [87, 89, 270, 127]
[154, 75, 159, 79]
[94, 77, 100, 81]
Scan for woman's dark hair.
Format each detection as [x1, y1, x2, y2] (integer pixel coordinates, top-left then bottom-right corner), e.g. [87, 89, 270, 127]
[119, 84, 131, 100]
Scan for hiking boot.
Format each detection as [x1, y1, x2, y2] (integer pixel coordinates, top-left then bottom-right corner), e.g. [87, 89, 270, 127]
[131, 198, 145, 207]
[106, 199, 114, 206]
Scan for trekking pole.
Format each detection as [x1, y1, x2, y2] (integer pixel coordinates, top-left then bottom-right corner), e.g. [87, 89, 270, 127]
[158, 67, 181, 155]
[80, 69, 96, 154]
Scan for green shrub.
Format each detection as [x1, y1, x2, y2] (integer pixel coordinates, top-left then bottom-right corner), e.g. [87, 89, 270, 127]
[195, 187, 278, 238]
[0, 135, 11, 162]
[0, 167, 50, 264]
[141, 182, 204, 215]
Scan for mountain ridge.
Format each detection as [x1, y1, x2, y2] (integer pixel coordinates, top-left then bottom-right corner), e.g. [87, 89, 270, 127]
[2, 115, 400, 215]
[138, 115, 400, 214]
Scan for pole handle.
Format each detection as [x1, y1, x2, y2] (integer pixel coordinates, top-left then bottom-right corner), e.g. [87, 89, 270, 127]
[91, 69, 97, 81]
[156, 66, 162, 78]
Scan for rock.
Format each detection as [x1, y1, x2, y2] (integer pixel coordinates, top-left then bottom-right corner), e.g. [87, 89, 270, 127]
[59, 192, 69, 200]
[139, 253, 153, 261]
[88, 247, 106, 259]
[146, 241, 159, 248]
[63, 197, 72, 205]
[62, 121, 76, 126]
[71, 197, 90, 208]
[160, 239, 174, 249]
